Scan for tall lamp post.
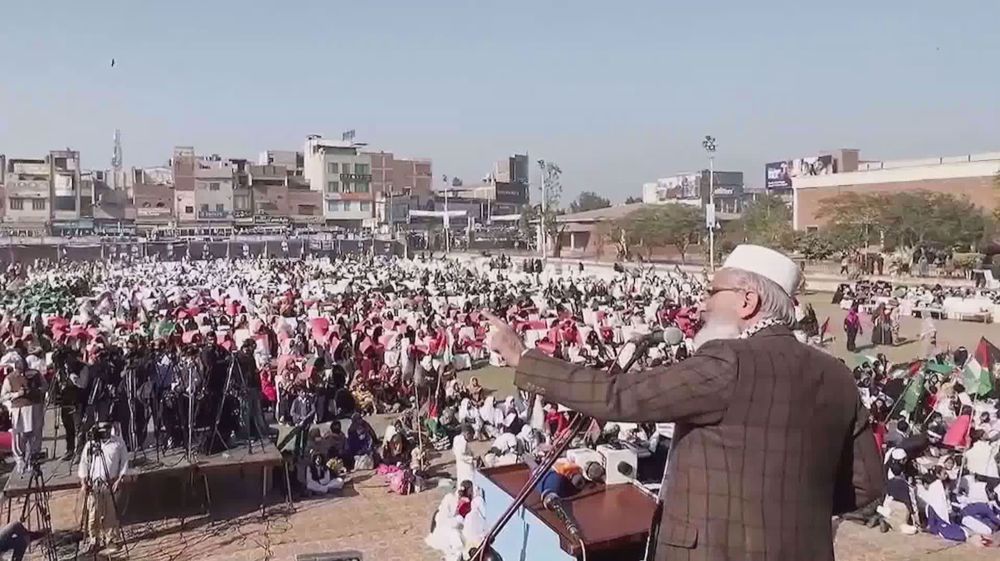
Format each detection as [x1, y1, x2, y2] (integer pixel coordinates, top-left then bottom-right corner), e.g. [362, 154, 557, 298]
[537, 159, 547, 265]
[702, 135, 717, 271]
[442, 174, 451, 253]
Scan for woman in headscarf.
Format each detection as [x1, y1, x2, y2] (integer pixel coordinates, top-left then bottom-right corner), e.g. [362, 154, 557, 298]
[306, 452, 345, 495]
[843, 304, 863, 353]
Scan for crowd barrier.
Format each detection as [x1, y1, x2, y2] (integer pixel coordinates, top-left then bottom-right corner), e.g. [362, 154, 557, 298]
[0, 238, 404, 264]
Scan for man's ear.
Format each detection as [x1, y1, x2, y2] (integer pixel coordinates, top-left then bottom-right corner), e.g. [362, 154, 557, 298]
[738, 291, 762, 321]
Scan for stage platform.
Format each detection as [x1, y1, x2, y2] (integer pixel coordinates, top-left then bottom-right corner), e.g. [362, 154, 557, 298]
[1, 441, 291, 521]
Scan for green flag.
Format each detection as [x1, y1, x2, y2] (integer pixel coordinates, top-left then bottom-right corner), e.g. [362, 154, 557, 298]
[902, 373, 925, 415]
[924, 361, 955, 375]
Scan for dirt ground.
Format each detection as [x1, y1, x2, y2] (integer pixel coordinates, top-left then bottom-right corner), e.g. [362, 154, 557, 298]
[20, 291, 1000, 560]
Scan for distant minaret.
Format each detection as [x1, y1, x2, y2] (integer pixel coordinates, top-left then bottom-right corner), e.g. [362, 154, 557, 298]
[111, 129, 123, 189]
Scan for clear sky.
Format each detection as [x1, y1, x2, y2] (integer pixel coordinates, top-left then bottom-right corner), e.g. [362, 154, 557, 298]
[1, 1, 998, 202]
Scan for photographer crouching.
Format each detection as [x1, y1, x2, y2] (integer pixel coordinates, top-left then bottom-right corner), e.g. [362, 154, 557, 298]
[77, 421, 128, 554]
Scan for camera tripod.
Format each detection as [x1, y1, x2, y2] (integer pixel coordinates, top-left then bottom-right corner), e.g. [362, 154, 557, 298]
[203, 356, 263, 456]
[13, 460, 57, 561]
[74, 434, 131, 560]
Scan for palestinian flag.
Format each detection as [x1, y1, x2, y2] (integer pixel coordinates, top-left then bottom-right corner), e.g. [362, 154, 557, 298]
[973, 337, 1000, 396]
[901, 372, 925, 416]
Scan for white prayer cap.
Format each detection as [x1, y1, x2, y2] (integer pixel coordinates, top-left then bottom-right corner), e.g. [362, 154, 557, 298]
[890, 448, 907, 461]
[721, 244, 801, 296]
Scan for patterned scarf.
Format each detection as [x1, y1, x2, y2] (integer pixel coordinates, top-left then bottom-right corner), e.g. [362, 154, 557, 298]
[739, 318, 783, 339]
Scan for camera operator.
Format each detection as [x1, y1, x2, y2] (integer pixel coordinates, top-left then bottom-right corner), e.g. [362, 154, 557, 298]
[150, 338, 177, 448]
[235, 339, 269, 440]
[0, 353, 47, 474]
[76, 345, 118, 457]
[77, 422, 127, 553]
[113, 336, 153, 451]
[51, 341, 86, 460]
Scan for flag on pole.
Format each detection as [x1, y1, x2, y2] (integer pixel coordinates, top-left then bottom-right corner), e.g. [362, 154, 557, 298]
[943, 414, 972, 449]
[901, 372, 925, 416]
[961, 357, 993, 397]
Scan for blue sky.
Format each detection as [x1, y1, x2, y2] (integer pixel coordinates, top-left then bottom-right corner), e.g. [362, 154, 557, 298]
[1, 1, 998, 202]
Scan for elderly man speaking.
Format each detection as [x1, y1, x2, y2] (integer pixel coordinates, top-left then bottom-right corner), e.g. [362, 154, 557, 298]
[485, 245, 885, 561]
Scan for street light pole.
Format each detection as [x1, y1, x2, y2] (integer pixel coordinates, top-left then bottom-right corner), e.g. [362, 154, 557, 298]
[702, 136, 717, 271]
[538, 159, 547, 265]
[442, 175, 451, 253]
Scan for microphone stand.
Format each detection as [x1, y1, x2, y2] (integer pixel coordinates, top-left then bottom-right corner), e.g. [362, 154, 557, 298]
[474, 337, 663, 560]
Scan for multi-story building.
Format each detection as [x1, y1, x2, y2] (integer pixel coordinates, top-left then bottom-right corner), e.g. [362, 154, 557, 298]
[50, 150, 85, 234]
[258, 150, 303, 176]
[303, 136, 373, 227]
[193, 156, 235, 228]
[133, 183, 174, 232]
[245, 164, 289, 229]
[792, 150, 1000, 231]
[3, 156, 50, 233]
[90, 170, 135, 234]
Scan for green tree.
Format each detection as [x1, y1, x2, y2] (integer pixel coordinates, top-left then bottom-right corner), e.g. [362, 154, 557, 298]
[735, 195, 795, 248]
[818, 190, 988, 253]
[568, 191, 612, 214]
[519, 161, 566, 255]
[624, 195, 642, 204]
[617, 204, 703, 263]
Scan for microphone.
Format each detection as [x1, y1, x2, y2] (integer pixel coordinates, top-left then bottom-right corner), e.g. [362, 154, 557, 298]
[541, 491, 583, 539]
[630, 326, 684, 346]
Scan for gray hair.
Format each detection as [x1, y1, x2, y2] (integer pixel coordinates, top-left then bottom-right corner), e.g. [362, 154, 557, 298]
[725, 268, 797, 328]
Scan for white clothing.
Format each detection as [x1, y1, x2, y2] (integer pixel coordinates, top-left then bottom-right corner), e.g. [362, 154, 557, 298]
[965, 440, 1000, 479]
[78, 436, 128, 484]
[452, 434, 475, 485]
[306, 470, 345, 494]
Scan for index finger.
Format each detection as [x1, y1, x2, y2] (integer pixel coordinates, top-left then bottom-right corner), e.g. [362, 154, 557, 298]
[480, 310, 504, 326]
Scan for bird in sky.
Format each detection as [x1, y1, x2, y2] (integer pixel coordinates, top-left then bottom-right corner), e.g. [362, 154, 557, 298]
[110, 58, 116, 68]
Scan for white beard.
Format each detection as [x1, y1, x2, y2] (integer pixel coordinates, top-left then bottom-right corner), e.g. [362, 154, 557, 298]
[692, 319, 741, 350]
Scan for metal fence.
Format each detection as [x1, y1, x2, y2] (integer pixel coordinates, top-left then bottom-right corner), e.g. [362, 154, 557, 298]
[0, 238, 403, 264]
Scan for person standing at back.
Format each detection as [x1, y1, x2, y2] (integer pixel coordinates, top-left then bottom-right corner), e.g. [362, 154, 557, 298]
[487, 244, 886, 561]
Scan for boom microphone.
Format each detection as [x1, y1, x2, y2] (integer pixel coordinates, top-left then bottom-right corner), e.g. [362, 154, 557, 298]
[541, 491, 583, 539]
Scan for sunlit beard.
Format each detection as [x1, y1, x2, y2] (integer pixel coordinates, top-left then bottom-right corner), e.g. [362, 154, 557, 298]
[692, 318, 742, 350]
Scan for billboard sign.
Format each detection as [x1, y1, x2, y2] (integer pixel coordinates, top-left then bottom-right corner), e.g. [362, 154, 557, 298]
[654, 173, 701, 201]
[766, 155, 837, 190]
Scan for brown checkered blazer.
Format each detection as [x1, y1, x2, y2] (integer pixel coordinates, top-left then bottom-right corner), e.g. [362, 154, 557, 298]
[515, 325, 885, 561]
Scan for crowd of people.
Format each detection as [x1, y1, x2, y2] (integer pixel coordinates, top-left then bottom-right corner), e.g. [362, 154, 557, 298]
[0, 249, 998, 557]
[846, 347, 1000, 544]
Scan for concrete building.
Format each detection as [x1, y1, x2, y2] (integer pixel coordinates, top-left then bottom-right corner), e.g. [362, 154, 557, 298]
[258, 150, 304, 176]
[245, 164, 289, 229]
[792, 151, 1000, 231]
[367, 151, 433, 200]
[287, 187, 324, 228]
[50, 150, 85, 234]
[133, 183, 174, 232]
[3, 157, 51, 233]
[193, 158, 235, 228]
[172, 146, 196, 192]
[303, 136, 373, 227]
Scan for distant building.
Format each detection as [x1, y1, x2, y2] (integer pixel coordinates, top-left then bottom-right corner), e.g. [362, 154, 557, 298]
[50, 150, 84, 234]
[193, 157, 235, 228]
[258, 150, 303, 176]
[641, 170, 745, 214]
[792, 150, 1000, 231]
[133, 183, 174, 232]
[303, 136, 374, 227]
[3, 156, 51, 233]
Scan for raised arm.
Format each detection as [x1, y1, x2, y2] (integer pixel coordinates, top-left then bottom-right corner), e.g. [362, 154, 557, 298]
[514, 340, 738, 424]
